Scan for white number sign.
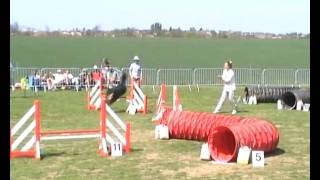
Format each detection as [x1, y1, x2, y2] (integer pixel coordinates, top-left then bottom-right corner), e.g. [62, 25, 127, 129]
[252, 151, 264, 167]
[111, 142, 123, 157]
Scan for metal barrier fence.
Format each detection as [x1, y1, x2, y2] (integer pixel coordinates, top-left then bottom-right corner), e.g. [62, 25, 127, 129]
[157, 69, 194, 85]
[10, 67, 310, 87]
[10, 67, 41, 86]
[262, 69, 296, 86]
[121, 68, 158, 86]
[193, 68, 263, 86]
[295, 69, 310, 86]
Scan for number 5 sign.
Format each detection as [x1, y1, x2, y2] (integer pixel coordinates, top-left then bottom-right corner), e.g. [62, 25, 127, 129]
[111, 142, 123, 157]
[252, 151, 264, 167]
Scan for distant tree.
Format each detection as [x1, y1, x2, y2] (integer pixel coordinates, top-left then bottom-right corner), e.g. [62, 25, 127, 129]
[10, 22, 19, 33]
[45, 25, 50, 35]
[199, 27, 203, 32]
[92, 25, 101, 33]
[210, 30, 217, 37]
[169, 26, 173, 32]
[85, 29, 93, 36]
[189, 27, 196, 32]
[171, 27, 183, 37]
[151, 22, 162, 33]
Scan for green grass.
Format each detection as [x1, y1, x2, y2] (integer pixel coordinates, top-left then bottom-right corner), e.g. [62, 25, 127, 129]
[10, 86, 309, 179]
[10, 36, 309, 68]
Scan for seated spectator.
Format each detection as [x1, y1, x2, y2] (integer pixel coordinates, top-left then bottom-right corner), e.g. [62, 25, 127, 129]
[45, 72, 55, 91]
[27, 71, 35, 90]
[52, 69, 64, 89]
[34, 71, 41, 91]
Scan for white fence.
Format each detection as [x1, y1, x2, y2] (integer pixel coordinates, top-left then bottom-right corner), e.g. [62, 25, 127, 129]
[10, 67, 310, 87]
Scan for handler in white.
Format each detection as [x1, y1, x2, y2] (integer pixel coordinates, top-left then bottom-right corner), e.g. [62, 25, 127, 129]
[213, 60, 238, 114]
[129, 55, 142, 86]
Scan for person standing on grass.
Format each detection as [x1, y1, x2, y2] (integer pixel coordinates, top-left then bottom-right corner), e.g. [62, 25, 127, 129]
[129, 55, 142, 87]
[213, 60, 238, 115]
[101, 57, 116, 89]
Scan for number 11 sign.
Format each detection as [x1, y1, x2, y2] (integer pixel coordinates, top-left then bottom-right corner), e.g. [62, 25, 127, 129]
[252, 151, 264, 167]
[111, 142, 123, 157]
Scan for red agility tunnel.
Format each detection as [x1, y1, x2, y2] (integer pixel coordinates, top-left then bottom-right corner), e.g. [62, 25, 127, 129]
[167, 110, 242, 141]
[157, 107, 279, 162]
[208, 118, 279, 162]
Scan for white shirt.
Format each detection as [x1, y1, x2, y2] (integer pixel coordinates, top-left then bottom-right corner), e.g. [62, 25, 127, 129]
[221, 69, 236, 91]
[129, 62, 142, 79]
[102, 67, 113, 81]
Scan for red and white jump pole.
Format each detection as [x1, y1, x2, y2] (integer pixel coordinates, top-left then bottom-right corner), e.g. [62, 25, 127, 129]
[87, 78, 104, 110]
[10, 100, 41, 159]
[101, 95, 131, 153]
[126, 79, 148, 114]
[11, 97, 131, 160]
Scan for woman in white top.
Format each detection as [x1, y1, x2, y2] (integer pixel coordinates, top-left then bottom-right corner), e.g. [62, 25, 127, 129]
[213, 60, 238, 114]
[129, 55, 142, 86]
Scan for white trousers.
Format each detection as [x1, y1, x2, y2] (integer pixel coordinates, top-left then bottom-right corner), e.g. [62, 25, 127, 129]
[214, 89, 237, 112]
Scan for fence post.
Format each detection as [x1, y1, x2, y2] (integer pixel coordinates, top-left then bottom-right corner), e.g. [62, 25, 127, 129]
[294, 69, 299, 85]
[261, 69, 266, 85]
[193, 68, 197, 86]
[156, 69, 161, 85]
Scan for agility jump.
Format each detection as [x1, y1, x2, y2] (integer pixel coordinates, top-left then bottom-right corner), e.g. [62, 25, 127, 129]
[87, 78, 104, 110]
[11, 97, 131, 160]
[126, 79, 148, 114]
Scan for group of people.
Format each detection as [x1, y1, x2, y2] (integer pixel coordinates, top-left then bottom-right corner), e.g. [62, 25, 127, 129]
[14, 56, 237, 114]
[15, 55, 143, 92]
[17, 69, 78, 91]
[81, 55, 142, 90]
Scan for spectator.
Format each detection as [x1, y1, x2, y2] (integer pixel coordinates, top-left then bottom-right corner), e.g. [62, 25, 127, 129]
[27, 70, 35, 90]
[34, 71, 41, 92]
[92, 65, 102, 85]
[46, 72, 55, 91]
[101, 58, 119, 89]
[129, 55, 142, 87]
[63, 70, 69, 88]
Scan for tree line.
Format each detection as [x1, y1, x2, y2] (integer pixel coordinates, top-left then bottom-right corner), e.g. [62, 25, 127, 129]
[10, 22, 309, 39]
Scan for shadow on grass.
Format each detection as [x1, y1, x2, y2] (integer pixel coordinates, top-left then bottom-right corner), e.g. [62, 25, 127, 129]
[218, 110, 249, 114]
[41, 152, 66, 159]
[114, 109, 127, 113]
[10, 93, 44, 99]
[130, 148, 144, 152]
[265, 148, 286, 158]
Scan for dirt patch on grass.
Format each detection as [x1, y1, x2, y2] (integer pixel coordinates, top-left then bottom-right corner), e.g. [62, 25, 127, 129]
[177, 162, 241, 177]
[160, 169, 176, 176]
[131, 130, 154, 143]
[146, 153, 161, 160]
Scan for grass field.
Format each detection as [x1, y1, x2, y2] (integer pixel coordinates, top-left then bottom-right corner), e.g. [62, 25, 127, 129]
[10, 86, 310, 179]
[10, 36, 309, 68]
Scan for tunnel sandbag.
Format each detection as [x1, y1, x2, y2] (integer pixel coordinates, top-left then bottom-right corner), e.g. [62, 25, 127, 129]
[208, 118, 279, 162]
[244, 86, 301, 103]
[281, 89, 310, 110]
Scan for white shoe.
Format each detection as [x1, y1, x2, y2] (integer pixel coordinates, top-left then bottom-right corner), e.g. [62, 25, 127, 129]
[232, 110, 237, 115]
[213, 110, 219, 114]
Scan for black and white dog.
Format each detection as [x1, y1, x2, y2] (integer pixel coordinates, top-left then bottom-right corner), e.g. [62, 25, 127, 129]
[106, 72, 127, 105]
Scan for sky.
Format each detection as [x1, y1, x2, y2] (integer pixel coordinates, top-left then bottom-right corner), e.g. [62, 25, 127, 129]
[10, 0, 310, 34]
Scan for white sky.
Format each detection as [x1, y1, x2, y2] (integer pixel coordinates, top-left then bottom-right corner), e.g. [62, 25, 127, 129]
[10, 0, 310, 34]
